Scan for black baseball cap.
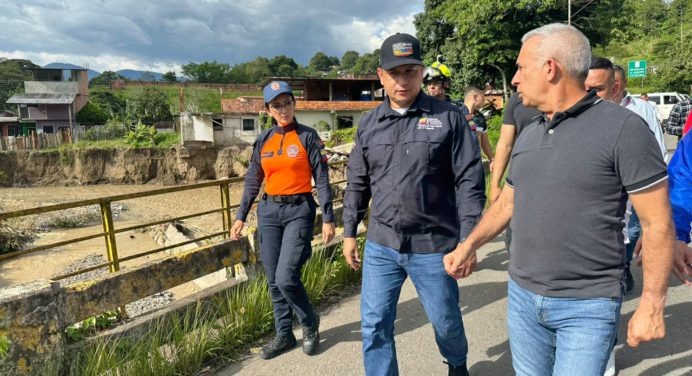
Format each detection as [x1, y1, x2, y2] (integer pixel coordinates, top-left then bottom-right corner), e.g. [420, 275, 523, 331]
[380, 33, 423, 70]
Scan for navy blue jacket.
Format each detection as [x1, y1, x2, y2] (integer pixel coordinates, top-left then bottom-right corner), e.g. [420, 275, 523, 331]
[343, 92, 485, 253]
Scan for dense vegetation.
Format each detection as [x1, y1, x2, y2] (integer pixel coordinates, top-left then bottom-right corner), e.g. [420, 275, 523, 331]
[415, 0, 692, 94]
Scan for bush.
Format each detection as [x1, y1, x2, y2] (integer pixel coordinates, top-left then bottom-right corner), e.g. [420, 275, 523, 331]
[81, 121, 129, 142]
[486, 114, 503, 150]
[125, 122, 157, 148]
[258, 112, 273, 131]
[325, 127, 357, 147]
[314, 120, 331, 131]
[76, 101, 109, 125]
[153, 132, 181, 148]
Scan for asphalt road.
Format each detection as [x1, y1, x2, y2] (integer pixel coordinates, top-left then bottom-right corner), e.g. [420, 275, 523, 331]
[217, 234, 691, 376]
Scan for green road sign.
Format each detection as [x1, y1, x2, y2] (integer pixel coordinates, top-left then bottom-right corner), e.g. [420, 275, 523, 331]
[628, 60, 647, 78]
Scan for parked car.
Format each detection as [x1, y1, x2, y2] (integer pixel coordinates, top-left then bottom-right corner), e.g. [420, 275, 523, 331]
[629, 92, 688, 122]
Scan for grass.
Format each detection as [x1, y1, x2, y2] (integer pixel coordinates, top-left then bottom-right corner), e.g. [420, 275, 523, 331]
[25, 239, 361, 376]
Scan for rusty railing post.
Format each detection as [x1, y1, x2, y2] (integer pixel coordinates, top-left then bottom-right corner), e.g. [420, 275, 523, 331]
[100, 202, 120, 273]
[100, 201, 126, 316]
[221, 182, 232, 238]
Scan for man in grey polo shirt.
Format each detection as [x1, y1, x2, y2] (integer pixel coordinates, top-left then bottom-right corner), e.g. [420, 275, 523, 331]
[443, 23, 676, 376]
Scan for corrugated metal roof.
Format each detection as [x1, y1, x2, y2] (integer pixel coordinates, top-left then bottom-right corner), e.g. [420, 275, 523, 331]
[6, 93, 76, 104]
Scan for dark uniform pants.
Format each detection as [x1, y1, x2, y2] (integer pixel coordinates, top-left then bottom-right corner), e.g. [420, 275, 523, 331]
[258, 197, 318, 336]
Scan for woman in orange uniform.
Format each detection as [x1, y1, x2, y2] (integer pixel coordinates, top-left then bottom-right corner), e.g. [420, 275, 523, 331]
[231, 81, 335, 359]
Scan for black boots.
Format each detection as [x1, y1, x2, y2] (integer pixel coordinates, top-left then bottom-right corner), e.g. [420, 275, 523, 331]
[261, 315, 320, 360]
[260, 333, 297, 360]
[447, 362, 470, 376]
[302, 315, 320, 355]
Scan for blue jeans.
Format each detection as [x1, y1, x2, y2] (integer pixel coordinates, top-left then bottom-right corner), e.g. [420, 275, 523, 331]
[507, 278, 622, 376]
[361, 241, 468, 376]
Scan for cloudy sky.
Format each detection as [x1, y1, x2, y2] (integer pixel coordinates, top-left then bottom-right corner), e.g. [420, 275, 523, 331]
[0, 0, 423, 73]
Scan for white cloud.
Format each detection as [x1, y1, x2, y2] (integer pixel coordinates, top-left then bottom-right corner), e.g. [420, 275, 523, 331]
[0, 1, 424, 72]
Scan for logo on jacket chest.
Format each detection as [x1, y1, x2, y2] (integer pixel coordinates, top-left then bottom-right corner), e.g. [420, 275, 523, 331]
[286, 144, 300, 158]
[418, 117, 443, 130]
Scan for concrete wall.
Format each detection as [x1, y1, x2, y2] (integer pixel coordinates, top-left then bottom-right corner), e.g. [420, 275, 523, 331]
[297, 110, 369, 130]
[24, 82, 78, 95]
[0, 204, 346, 374]
[180, 114, 214, 145]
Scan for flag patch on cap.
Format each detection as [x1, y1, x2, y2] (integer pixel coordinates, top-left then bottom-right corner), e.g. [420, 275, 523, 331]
[392, 42, 413, 56]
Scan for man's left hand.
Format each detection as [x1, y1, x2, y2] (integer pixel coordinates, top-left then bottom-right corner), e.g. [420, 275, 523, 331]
[627, 294, 666, 347]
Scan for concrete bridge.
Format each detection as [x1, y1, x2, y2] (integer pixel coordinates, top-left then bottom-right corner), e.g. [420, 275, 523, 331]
[219, 237, 692, 376]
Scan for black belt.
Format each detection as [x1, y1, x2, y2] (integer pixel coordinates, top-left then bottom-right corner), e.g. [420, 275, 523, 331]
[262, 193, 311, 204]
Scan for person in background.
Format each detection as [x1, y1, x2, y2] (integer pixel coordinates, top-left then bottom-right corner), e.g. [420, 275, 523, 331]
[586, 59, 667, 296]
[423, 59, 453, 102]
[232, 80, 335, 360]
[488, 92, 541, 205]
[639, 93, 663, 123]
[460, 86, 495, 170]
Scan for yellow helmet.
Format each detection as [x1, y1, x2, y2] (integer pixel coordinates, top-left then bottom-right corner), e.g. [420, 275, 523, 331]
[424, 61, 452, 82]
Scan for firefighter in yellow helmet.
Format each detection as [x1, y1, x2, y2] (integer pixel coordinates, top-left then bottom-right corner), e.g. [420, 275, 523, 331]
[423, 60, 452, 101]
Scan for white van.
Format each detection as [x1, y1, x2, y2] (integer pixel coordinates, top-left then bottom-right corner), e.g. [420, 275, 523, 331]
[629, 92, 687, 122]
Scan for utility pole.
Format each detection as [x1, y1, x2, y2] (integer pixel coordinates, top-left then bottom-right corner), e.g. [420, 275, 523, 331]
[680, 6, 684, 44]
[568, 0, 572, 25]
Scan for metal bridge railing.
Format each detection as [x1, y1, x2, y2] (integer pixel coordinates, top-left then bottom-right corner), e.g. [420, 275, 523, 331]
[0, 177, 348, 282]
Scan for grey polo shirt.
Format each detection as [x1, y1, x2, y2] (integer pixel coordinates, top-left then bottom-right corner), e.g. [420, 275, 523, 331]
[503, 92, 542, 136]
[506, 91, 667, 299]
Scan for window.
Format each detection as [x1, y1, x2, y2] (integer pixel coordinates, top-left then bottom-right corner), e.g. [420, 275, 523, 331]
[663, 96, 679, 105]
[649, 96, 661, 105]
[242, 118, 255, 132]
[337, 116, 353, 129]
[212, 118, 223, 131]
[43, 125, 54, 134]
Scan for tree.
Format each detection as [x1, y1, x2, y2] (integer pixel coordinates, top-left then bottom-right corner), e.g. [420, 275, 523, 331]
[268, 55, 298, 77]
[413, 0, 616, 92]
[341, 50, 360, 71]
[309, 52, 333, 72]
[0, 59, 40, 112]
[129, 87, 173, 124]
[161, 71, 177, 82]
[181, 61, 232, 83]
[89, 90, 127, 117]
[76, 101, 109, 125]
[90, 71, 127, 86]
[229, 57, 273, 83]
[352, 50, 380, 74]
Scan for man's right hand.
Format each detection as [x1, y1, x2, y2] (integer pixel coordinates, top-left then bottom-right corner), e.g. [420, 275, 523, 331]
[343, 237, 361, 270]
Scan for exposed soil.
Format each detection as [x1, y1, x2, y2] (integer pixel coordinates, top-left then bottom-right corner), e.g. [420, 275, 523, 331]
[0, 146, 253, 187]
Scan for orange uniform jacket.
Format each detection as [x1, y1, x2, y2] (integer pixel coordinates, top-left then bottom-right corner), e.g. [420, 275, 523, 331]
[236, 122, 334, 223]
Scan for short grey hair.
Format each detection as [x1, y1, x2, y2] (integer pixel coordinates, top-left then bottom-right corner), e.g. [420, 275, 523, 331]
[612, 64, 626, 82]
[521, 23, 591, 81]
